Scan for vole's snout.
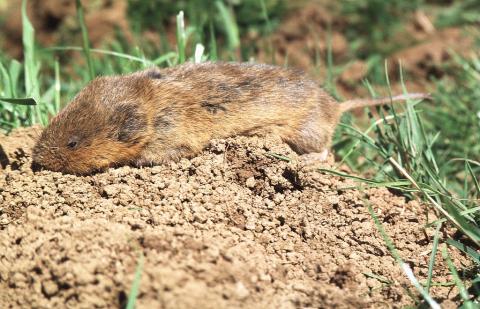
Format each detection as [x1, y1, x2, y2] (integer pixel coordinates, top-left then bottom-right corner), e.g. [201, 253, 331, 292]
[31, 153, 65, 173]
[31, 140, 68, 173]
[31, 161, 44, 172]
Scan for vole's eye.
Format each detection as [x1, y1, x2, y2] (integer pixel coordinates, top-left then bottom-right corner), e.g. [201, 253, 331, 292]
[67, 137, 79, 149]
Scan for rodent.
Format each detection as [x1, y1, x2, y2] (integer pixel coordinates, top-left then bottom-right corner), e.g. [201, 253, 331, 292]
[31, 62, 429, 174]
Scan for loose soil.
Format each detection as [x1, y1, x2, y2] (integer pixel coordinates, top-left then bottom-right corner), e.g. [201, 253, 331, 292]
[0, 128, 470, 308]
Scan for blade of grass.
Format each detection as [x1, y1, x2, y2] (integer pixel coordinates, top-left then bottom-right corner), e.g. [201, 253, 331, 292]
[22, 0, 41, 124]
[426, 222, 442, 293]
[8, 60, 22, 98]
[54, 58, 61, 114]
[325, 24, 337, 97]
[428, 206, 480, 227]
[367, 203, 441, 309]
[41, 46, 153, 63]
[422, 281, 456, 287]
[152, 52, 177, 65]
[442, 245, 474, 308]
[466, 162, 480, 195]
[75, 0, 95, 80]
[260, 0, 274, 63]
[446, 239, 480, 265]
[126, 253, 144, 309]
[215, 1, 240, 51]
[0, 61, 14, 97]
[194, 43, 205, 63]
[208, 21, 218, 61]
[176, 11, 186, 64]
[0, 97, 37, 106]
[266, 152, 291, 162]
[363, 272, 392, 284]
[42, 46, 176, 66]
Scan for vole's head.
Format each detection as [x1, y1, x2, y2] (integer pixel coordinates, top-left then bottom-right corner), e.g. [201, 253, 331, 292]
[32, 74, 154, 175]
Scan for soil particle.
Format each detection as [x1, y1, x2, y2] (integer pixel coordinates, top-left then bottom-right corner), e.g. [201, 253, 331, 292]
[0, 128, 471, 308]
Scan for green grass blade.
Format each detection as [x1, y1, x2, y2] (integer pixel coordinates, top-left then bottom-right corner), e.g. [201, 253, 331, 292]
[126, 253, 144, 309]
[176, 11, 186, 64]
[260, 0, 274, 62]
[43, 46, 175, 66]
[22, 0, 41, 124]
[194, 43, 205, 63]
[208, 21, 218, 61]
[152, 52, 177, 65]
[266, 152, 291, 162]
[54, 58, 61, 114]
[0, 97, 37, 106]
[446, 239, 480, 265]
[215, 1, 240, 51]
[367, 203, 441, 309]
[22, 0, 36, 97]
[325, 25, 337, 97]
[466, 162, 480, 195]
[442, 245, 474, 308]
[75, 0, 95, 80]
[363, 272, 392, 284]
[8, 60, 22, 97]
[426, 222, 442, 293]
[318, 168, 411, 190]
[0, 61, 13, 97]
[429, 206, 480, 226]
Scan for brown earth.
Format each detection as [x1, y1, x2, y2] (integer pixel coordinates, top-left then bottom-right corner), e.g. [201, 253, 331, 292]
[255, 4, 476, 98]
[0, 128, 470, 308]
[0, 0, 131, 59]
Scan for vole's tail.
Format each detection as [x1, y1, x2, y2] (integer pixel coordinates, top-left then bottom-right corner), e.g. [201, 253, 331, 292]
[339, 93, 432, 113]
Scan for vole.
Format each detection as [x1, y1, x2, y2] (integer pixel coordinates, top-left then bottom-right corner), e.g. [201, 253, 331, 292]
[31, 62, 429, 174]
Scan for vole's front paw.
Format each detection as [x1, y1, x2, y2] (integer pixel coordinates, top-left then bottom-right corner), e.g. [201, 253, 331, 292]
[297, 149, 332, 171]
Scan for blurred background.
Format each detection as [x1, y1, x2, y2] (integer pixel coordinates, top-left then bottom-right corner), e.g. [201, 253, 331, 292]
[0, 0, 478, 96]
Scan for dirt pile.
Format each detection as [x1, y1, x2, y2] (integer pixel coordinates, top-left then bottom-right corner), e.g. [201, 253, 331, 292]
[0, 128, 469, 308]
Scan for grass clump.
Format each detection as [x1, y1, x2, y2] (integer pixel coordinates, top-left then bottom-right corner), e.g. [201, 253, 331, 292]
[127, 0, 286, 58]
[326, 66, 480, 305]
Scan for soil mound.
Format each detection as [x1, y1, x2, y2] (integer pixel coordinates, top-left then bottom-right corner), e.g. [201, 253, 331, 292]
[0, 128, 468, 308]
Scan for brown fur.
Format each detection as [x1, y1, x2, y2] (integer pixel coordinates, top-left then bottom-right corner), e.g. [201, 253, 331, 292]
[32, 62, 429, 174]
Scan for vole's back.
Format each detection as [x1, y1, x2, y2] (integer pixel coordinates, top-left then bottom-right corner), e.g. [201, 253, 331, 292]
[136, 62, 340, 165]
[32, 61, 342, 174]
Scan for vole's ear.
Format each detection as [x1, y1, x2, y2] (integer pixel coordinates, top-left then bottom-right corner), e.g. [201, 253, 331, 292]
[143, 68, 163, 80]
[110, 104, 148, 143]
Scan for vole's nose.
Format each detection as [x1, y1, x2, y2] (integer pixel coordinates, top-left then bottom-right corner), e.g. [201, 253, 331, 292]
[31, 161, 44, 172]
